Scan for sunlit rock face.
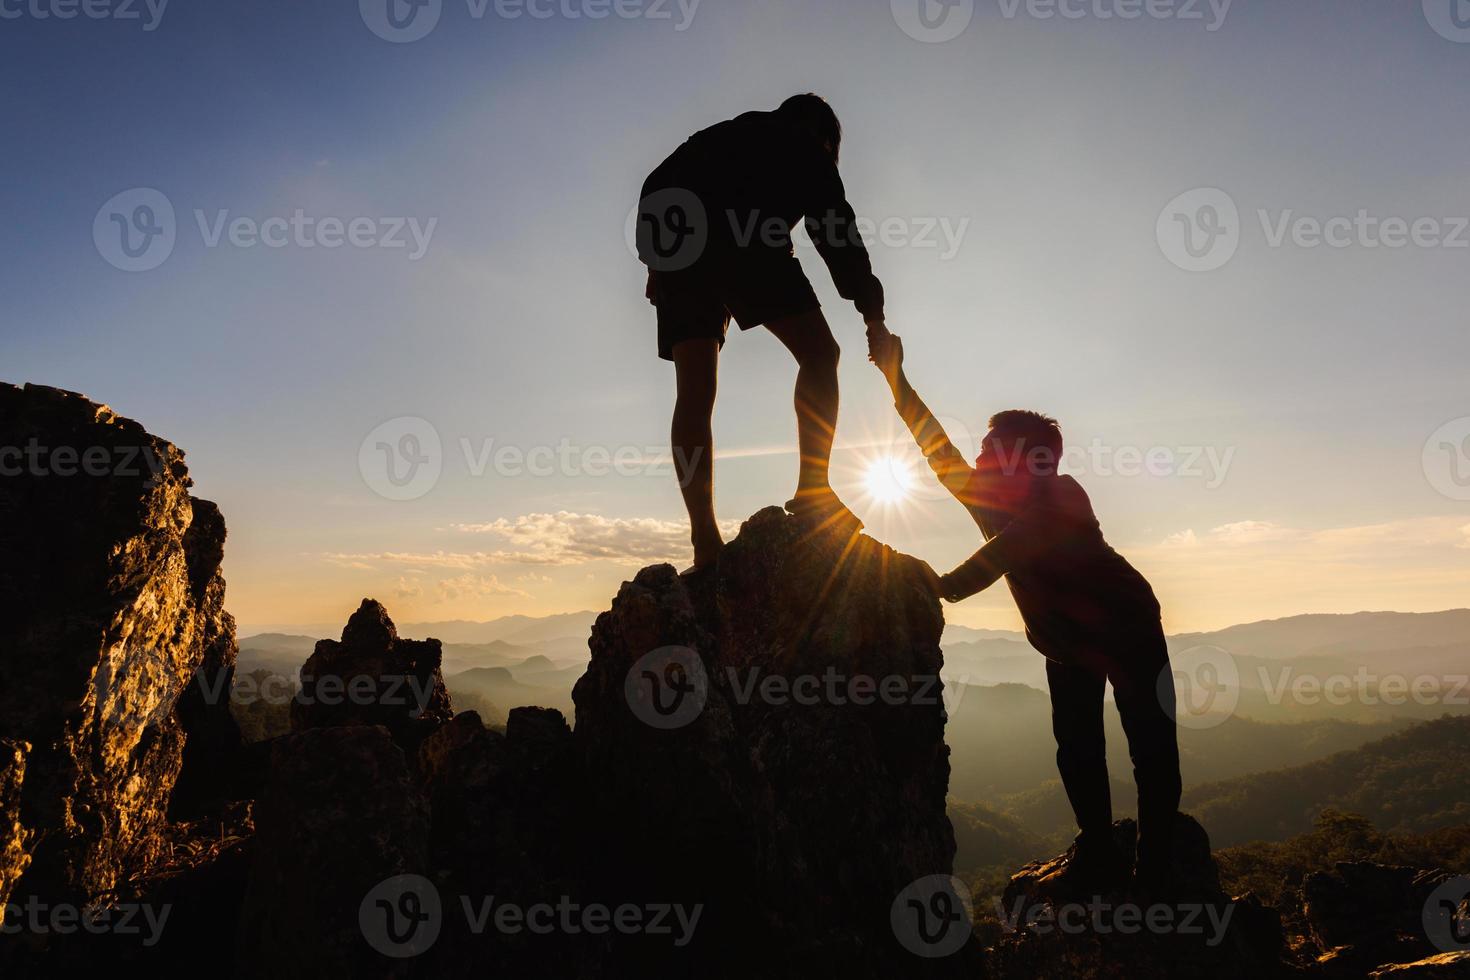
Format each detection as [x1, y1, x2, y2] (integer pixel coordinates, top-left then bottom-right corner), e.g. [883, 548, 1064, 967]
[0, 382, 237, 904]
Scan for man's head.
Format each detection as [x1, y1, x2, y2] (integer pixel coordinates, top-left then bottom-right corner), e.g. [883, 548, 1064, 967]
[778, 93, 842, 163]
[977, 410, 1063, 501]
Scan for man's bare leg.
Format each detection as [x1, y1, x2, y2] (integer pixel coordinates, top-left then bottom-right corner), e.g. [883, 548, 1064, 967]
[764, 309, 859, 527]
[671, 338, 724, 569]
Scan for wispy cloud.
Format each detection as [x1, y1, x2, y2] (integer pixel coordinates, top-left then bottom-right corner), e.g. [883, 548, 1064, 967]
[449, 511, 740, 565]
[1137, 515, 1470, 629]
[323, 512, 740, 571]
[434, 574, 528, 602]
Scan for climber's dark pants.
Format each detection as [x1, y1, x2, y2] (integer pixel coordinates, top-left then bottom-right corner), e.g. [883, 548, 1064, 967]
[1045, 631, 1182, 867]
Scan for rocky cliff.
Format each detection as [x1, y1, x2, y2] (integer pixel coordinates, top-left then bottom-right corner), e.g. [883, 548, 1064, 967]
[0, 383, 240, 909]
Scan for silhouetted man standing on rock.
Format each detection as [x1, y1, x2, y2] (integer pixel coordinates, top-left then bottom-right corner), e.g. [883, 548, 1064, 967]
[636, 94, 889, 569]
[874, 334, 1183, 892]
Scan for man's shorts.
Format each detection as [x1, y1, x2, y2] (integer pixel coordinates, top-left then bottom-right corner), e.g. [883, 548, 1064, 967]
[647, 244, 821, 361]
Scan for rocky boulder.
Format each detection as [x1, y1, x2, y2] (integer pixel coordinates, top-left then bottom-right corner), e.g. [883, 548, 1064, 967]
[1305, 863, 1470, 977]
[988, 816, 1293, 979]
[571, 505, 970, 975]
[290, 598, 453, 753]
[0, 382, 239, 905]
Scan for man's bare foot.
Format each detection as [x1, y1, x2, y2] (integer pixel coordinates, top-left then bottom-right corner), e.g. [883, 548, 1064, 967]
[784, 487, 864, 534]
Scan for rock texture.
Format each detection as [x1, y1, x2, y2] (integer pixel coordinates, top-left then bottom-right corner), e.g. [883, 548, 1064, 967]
[989, 816, 1293, 979]
[290, 598, 453, 753]
[1371, 952, 1470, 978]
[571, 505, 969, 975]
[0, 382, 238, 905]
[1305, 863, 1470, 978]
[234, 725, 431, 979]
[0, 739, 31, 903]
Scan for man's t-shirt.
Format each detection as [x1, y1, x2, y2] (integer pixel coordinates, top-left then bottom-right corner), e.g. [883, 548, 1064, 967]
[641, 110, 884, 320]
[894, 380, 1161, 664]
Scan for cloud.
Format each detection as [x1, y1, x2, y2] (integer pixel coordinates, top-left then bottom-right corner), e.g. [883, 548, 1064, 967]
[434, 574, 529, 602]
[321, 512, 738, 574]
[1137, 515, 1470, 629]
[1159, 521, 1294, 549]
[393, 576, 423, 599]
[449, 512, 741, 566]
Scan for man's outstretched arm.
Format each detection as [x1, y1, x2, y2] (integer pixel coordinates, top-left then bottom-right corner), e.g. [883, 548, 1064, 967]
[874, 335, 972, 499]
[802, 151, 886, 330]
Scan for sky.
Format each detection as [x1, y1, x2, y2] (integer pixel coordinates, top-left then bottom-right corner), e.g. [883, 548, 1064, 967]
[2, 0, 1467, 635]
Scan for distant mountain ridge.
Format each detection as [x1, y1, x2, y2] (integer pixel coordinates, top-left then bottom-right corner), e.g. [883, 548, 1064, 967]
[237, 609, 600, 646]
[1168, 609, 1470, 659]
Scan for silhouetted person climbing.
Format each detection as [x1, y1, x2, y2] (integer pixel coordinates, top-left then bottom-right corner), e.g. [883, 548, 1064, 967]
[636, 94, 888, 569]
[873, 335, 1183, 892]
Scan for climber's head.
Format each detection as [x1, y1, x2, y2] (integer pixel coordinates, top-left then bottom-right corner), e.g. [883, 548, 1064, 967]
[976, 410, 1063, 505]
[777, 93, 842, 164]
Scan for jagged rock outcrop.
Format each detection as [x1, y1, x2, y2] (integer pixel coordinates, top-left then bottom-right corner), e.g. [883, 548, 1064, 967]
[571, 505, 972, 976]
[0, 382, 239, 905]
[1305, 863, 1470, 977]
[290, 599, 453, 753]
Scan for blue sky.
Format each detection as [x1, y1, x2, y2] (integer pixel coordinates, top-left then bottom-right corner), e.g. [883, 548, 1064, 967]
[3, 0, 1468, 632]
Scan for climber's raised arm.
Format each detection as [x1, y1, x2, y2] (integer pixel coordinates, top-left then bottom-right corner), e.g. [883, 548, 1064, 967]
[872, 334, 972, 500]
